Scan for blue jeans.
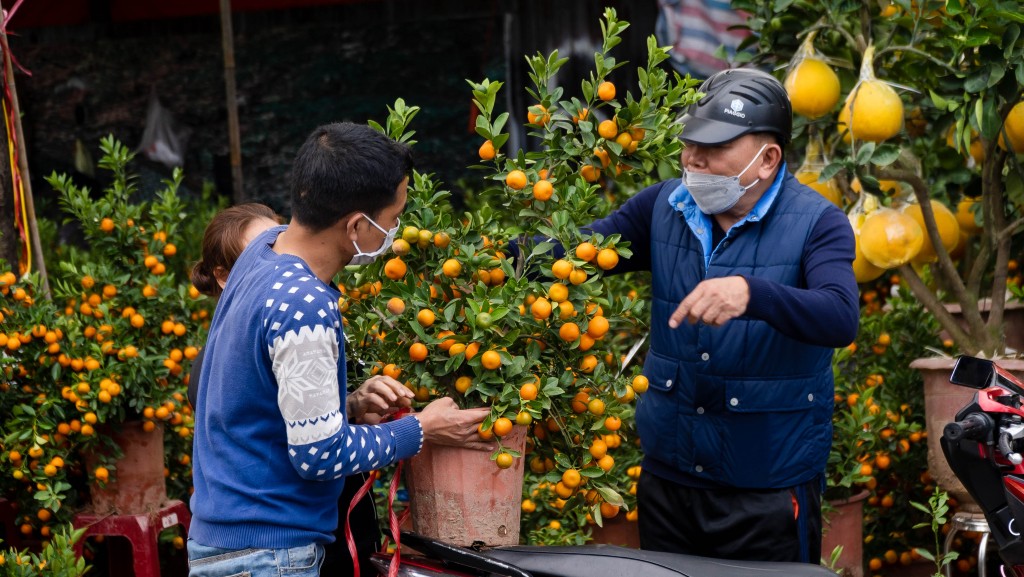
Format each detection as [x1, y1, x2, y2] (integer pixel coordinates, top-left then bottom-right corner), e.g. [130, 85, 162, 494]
[187, 539, 324, 577]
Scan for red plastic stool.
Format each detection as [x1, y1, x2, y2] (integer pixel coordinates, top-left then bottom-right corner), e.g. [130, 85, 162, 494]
[73, 500, 191, 577]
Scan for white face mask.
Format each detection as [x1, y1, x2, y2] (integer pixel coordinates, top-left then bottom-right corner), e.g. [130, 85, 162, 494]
[682, 143, 769, 215]
[349, 213, 399, 266]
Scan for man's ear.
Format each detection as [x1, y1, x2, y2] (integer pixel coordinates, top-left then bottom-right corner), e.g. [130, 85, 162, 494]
[343, 212, 364, 243]
[758, 143, 784, 180]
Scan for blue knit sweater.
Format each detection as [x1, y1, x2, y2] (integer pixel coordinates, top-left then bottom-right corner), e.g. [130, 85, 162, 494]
[190, 226, 424, 549]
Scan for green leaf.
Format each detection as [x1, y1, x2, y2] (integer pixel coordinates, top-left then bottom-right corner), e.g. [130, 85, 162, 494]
[965, 68, 991, 93]
[914, 547, 935, 561]
[597, 487, 625, 507]
[855, 142, 876, 165]
[997, 10, 1024, 25]
[493, 112, 509, 135]
[820, 162, 844, 182]
[987, 64, 1006, 89]
[554, 452, 573, 469]
[929, 90, 950, 111]
[910, 501, 932, 514]
[870, 144, 901, 166]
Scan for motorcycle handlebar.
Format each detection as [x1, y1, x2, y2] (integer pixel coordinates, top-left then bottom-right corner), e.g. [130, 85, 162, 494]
[943, 412, 994, 442]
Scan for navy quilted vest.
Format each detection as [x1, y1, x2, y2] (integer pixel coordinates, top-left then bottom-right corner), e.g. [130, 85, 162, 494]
[636, 172, 835, 489]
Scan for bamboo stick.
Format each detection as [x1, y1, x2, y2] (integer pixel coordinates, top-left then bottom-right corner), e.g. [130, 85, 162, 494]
[0, 1, 49, 295]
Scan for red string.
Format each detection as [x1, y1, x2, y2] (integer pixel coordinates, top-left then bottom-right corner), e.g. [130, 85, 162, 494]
[343, 470, 378, 577]
[384, 460, 409, 577]
[2, 0, 33, 77]
[1, 0, 31, 273]
[344, 408, 413, 577]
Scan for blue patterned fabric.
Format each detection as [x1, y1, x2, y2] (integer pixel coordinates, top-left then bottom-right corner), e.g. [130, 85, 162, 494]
[190, 226, 423, 550]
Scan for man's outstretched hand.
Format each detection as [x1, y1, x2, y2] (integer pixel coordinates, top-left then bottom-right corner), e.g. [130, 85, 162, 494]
[415, 397, 493, 451]
[669, 276, 749, 329]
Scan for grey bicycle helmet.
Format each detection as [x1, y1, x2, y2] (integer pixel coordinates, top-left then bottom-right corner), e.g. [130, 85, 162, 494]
[679, 68, 793, 146]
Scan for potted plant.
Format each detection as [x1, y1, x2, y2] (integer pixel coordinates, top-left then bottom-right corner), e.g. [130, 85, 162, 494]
[0, 525, 89, 577]
[339, 9, 699, 545]
[0, 137, 213, 538]
[732, 0, 1024, 512]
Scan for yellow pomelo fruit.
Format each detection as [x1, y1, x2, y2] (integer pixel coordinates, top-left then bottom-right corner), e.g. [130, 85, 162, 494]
[841, 80, 904, 143]
[859, 207, 924, 269]
[853, 234, 886, 283]
[955, 198, 982, 235]
[785, 58, 841, 119]
[847, 192, 881, 233]
[997, 101, 1024, 153]
[796, 167, 843, 207]
[902, 202, 960, 263]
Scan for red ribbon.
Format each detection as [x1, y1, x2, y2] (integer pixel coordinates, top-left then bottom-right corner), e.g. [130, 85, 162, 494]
[343, 408, 414, 577]
[2, 0, 34, 77]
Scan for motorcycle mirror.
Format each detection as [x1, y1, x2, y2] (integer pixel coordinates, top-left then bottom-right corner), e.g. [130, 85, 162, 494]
[950, 355, 994, 389]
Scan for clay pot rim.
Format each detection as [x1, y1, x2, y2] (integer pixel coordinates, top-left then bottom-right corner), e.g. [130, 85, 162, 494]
[826, 488, 870, 507]
[910, 356, 1024, 370]
[943, 298, 1023, 315]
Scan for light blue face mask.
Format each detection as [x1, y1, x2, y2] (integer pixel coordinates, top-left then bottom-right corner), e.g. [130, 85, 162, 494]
[349, 213, 399, 266]
[682, 143, 768, 215]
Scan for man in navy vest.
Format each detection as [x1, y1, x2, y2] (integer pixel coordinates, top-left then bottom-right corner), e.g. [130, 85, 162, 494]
[581, 69, 859, 562]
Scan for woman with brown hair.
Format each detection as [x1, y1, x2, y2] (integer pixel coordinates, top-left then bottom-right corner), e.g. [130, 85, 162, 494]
[190, 203, 281, 298]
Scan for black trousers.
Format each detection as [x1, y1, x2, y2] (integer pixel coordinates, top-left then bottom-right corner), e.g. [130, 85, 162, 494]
[637, 470, 822, 564]
[321, 472, 382, 577]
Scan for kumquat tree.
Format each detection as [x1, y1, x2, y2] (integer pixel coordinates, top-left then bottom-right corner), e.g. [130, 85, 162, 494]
[0, 137, 213, 542]
[339, 9, 700, 543]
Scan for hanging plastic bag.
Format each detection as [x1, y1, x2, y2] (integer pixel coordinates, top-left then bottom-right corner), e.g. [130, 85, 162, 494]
[73, 138, 95, 178]
[838, 45, 904, 143]
[848, 192, 886, 283]
[858, 197, 924, 271]
[137, 92, 189, 169]
[783, 32, 841, 120]
[794, 131, 842, 207]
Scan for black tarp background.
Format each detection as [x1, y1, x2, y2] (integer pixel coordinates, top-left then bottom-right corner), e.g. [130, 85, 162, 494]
[10, 0, 658, 215]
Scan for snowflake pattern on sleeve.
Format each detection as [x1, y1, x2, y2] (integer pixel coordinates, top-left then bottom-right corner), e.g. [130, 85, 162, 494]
[266, 262, 414, 480]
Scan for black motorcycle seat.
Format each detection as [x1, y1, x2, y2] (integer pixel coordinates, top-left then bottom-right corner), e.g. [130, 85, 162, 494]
[480, 544, 838, 577]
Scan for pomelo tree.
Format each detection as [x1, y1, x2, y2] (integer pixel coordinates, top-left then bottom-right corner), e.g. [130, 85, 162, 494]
[734, 0, 1024, 357]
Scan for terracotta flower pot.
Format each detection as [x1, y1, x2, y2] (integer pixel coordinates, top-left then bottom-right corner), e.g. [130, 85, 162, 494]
[405, 425, 527, 546]
[822, 489, 869, 577]
[88, 421, 168, 514]
[942, 299, 1024, 352]
[912, 356, 1024, 513]
[588, 515, 640, 548]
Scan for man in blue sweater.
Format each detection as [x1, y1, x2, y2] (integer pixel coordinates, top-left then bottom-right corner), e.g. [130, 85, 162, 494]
[582, 69, 859, 562]
[188, 123, 490, 576]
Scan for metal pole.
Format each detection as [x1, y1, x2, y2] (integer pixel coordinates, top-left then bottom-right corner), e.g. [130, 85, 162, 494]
[220, 0, 245, 203]
[0, 1, 49, 295]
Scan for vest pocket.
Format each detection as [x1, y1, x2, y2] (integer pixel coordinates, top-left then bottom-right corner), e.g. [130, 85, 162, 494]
[640, 350, 680, 392]
[723, 374, 822, 413]
[637, 351, 683, 467]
